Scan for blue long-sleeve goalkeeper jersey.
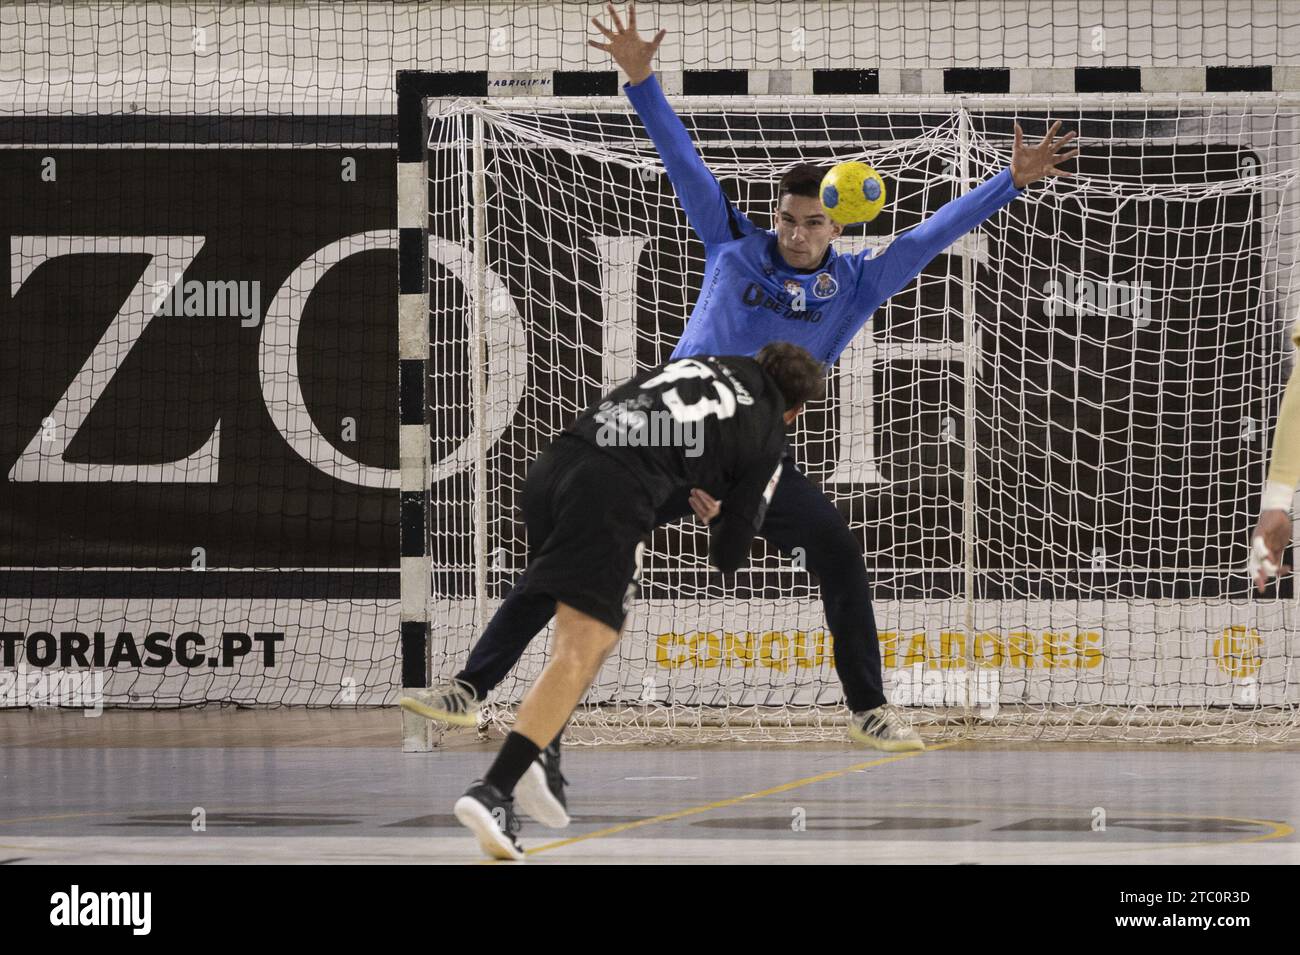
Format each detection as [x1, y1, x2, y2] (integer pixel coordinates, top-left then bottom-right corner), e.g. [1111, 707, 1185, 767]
[622, 72, 1024, 365]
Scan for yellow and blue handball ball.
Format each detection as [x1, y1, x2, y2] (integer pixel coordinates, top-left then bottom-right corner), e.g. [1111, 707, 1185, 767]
[820, 161, 887, 225]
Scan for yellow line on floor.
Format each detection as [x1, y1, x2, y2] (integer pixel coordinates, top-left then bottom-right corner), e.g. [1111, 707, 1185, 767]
[1074, 814, 1294, 856]
[522, 742, 957, 860]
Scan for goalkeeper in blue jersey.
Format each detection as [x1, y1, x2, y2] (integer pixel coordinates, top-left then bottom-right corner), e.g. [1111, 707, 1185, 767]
[403, 3, 1078, 826]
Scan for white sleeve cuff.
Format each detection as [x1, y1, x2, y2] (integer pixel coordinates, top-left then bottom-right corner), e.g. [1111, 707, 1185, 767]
[1261, 480, 1296, 513]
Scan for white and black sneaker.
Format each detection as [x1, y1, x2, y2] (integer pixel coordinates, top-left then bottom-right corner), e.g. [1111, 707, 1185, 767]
[399, 678, 479, 727]
[848, 705, 926, 752]
[514, 742, 570, 828]
[453, 780, 525, 861]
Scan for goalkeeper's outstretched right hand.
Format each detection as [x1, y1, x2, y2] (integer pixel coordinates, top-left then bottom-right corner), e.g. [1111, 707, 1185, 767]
[588, 3, 666, 86]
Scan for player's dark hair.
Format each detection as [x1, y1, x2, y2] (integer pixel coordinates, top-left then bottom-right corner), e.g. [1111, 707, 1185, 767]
[755, 342, 827, 411]
[776, 163, 827, 202]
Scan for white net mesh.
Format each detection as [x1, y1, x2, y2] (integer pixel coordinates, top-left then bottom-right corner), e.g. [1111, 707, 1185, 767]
[427, 92, 1300, 744]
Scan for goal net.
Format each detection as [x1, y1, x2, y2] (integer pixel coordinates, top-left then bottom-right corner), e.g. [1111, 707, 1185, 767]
[423, 91, 1300, 743]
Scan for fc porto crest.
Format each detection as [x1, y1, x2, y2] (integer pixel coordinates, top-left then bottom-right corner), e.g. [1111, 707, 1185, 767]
[782, 278, 802, 297]
[811, 271, 838, 299]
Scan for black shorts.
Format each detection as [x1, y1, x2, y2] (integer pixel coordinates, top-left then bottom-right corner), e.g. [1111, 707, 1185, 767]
[517, 435, 655, 633]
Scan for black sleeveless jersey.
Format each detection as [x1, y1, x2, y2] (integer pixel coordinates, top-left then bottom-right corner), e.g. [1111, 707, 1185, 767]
[562, 354, 788, 573]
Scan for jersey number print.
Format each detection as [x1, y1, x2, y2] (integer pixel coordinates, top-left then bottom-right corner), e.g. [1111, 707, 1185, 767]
[640, 358, 738, 424]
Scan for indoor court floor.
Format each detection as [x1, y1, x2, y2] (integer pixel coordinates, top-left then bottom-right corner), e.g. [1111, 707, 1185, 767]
[1, 710, 1296, 864]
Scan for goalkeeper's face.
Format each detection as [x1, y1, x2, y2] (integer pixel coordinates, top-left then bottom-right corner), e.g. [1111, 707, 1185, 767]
[774, 194, 843, 270]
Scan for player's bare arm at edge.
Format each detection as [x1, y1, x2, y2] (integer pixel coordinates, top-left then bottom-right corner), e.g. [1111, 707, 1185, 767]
[1249, 318, 1300, 591]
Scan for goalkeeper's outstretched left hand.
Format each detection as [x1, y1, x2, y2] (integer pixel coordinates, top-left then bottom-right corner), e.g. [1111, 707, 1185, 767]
[1011, 120, 1079, 189]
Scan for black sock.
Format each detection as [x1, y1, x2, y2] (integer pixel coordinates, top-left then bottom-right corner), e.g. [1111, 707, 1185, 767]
[484, 732, 541, 796]
[548, 723, 566, 752]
